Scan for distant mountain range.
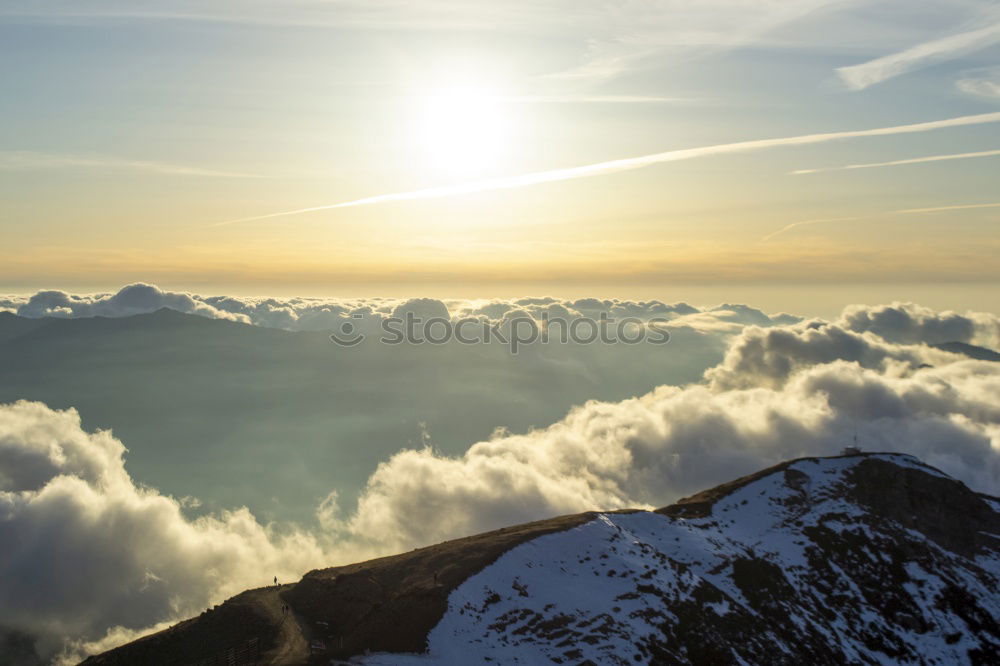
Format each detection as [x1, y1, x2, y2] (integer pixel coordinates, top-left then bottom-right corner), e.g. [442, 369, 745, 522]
[932, 341, 1000, 362]
[0, 309, 721, 523]
[84, 453, 1000, 665]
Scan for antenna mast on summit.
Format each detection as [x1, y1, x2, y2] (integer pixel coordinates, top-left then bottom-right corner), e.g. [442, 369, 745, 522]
[842, 416, 862, 456]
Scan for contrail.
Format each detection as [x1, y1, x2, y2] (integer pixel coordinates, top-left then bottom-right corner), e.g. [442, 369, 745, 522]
[894, 202, 1000, 214]
[791, 149, 1000, 175]
[760, 216, 863, 242]
[762, 203, 1000, 241]
[214, 111, 1000, 227]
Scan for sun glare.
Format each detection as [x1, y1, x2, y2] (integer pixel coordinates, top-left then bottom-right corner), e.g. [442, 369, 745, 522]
[414, 84, 509, 175]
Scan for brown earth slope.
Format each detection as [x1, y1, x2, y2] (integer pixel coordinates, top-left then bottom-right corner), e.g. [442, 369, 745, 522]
[80, 511, 616, 665]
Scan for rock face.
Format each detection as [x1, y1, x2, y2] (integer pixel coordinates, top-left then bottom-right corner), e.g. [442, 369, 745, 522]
[85, 453, 1000, 665]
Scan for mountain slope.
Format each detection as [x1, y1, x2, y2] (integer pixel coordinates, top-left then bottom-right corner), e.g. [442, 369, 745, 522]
[84, 453, 1000, 665]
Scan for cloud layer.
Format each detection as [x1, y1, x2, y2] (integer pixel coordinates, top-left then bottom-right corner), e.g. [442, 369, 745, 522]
[1, 283, 798, 334]
[2, 295, 999, 662]
[7, 285, 999, 350]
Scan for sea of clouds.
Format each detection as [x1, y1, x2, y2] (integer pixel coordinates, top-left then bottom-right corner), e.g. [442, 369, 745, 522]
[1, 285, 999, 663]
[1, 282, 805, 335]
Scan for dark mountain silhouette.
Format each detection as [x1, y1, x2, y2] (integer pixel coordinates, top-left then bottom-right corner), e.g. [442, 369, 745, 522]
[933, 341, 1000, 362]
[83, 453, 1000, 665]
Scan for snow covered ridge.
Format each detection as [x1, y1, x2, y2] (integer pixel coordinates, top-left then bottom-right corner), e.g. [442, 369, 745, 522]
[360, 454, 999, 666]
[84, 453, 999, 666]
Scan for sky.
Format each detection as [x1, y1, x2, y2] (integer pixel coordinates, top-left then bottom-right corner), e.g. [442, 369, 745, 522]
[1, 0, 999, 307]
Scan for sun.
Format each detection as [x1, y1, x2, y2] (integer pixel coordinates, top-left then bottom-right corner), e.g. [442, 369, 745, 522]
[414, 84, 509, 176]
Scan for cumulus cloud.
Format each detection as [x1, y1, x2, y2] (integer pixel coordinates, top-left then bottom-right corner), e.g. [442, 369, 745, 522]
[3, 284, 799, 336]
[0, 401, 330, 663]
[333, 355, 1000, 554]
[837, 301, 1000, 348]
[704, 320, 962, 391]
[13, 284, 248, 323]
[391, 297, 452, 321]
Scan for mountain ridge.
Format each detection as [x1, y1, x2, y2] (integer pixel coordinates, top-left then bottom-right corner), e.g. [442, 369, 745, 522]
[83, 452, 1000, 665]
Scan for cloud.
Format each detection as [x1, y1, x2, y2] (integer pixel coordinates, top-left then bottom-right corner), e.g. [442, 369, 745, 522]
[0, 0, 542, 31]
[14, 283, 249, 323]
[704, 320, 961, 391]
[335, 344, 1000, 554]
[837, 20, 1000, 90]
[543, 0, 847, 82]
[391, 297, 452, 321]
[957, 66, 1000, 98]
[213, 112, 1000, 225]
[790, 149, 1000, 175]
[0, 151, 260, 178]
[836, 301, 1000, 348]
[0, 401, 331, 664]
[6, 284, 799, 335]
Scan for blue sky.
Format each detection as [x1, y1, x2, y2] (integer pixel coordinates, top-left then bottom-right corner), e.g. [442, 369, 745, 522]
[0, 0, 998, 300]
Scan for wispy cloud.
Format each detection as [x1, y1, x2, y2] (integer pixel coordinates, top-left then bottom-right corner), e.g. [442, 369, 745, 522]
[0, 1, 536, 31]
[790, 149, 1000, 175]
[0, 151, 260, 178]
[214, 111, 1000, 226]
[837, 21, 1000, 91]
[544, 0, 847, 83]
[544, 48, 661, 83]
[956, 66, 1000, 99]
[762, 202, 1000, 241]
